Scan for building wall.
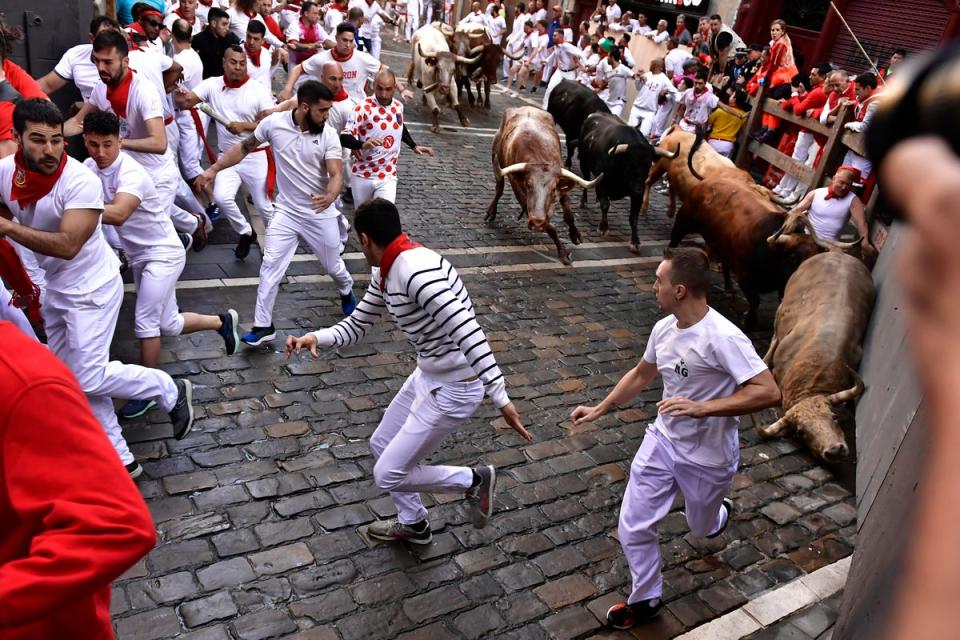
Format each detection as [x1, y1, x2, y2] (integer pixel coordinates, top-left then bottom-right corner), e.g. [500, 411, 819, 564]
[711, 0, 741, 26]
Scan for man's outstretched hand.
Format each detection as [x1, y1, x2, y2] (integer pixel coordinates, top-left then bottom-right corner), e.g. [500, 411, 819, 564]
[500, 402, 533, 440]
[285, 333, 319, 359]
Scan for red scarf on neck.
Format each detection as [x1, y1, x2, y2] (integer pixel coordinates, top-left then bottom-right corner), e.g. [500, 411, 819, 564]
[106, 68, 135, 118]
[0, 237, 42, 327]
[333, 87, 349, 101]
[175, 8, 196, 24]
[330, 2, 348, 13]
[199, 0, 212, 6]
[224, 74, 250, 89]
[10, 150, 68, 209]
[331, 47, 353, 62]
[379, 233, 422, 289]
[244, 8, 258, 18]
[247, 44, 262, 66]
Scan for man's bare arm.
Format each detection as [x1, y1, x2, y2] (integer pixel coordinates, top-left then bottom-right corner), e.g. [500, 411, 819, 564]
[63, 102, 96, 137]
[102, 192, 141, 226]
[36, 71, 69, 96]
[0, 208, 101, 260]
[659, 370, 781, 418]
[571, 358, 659, 424]
[119, 116, 168, 155]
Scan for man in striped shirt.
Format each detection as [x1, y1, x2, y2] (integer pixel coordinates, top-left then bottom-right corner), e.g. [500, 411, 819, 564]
[286, 198, 531, 544]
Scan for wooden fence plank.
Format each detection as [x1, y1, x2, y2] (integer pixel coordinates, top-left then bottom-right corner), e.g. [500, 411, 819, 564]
[761, 98, 833, 137]
[746, 141, 817, 184]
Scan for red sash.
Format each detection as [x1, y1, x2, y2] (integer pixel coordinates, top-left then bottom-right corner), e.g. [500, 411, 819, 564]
[0, 237, 42, 326]
[188, 107, 217, 163]
[379, 233, 422, 290]
[106, 68, 135, 119]
[10, 150, 67, 208]
[175, 9, 196, 25]
[251, 146, 277, 199]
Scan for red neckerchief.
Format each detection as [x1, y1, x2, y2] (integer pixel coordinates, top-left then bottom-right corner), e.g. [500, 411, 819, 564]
[106, 68, 136, 119]
[334, 87, 349, 101]
[673, 25, 686, 39]
[124, 24, 146, 51]
[244, 8, 258, 18]
[379, 233, 422, 290]
[823, 188, 840, 200]
[330, 2, 348, 13]
[0, 237, 42, 327]
[10, 150, 68, 208]
[175, 8, 196, 24]
[855, 91, 879, 121]
[263, 14, 283, 40]
[331, 47, 353, 62]
[247, 44, 262, 66]
[224, 74, 250, 89]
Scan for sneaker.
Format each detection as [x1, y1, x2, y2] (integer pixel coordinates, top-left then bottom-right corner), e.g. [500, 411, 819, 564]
[340, 291, 357, 315]
[118, 250, 129, 275]
[605, 598, 663, 630]
[120, 398, 157, 419]
[178, 232, 193, 251]
[235, 231, 257, 260]
[191, 213, 208, 252]
[465, 464, 496, 529]
[169, 379, 195, 440]
[205, 202, 221, 222]
[706, 498, 734, 539]
[241, 325, 276, 346]
[126, 461, 144, 479]
[367, 518, 433, 545]
[218, 309, 240, 355]
[341, 187, 354, 205]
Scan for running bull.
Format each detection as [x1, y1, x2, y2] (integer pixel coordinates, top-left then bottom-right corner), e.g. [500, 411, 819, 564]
[546, 79, 611, 168]
[486, 107, 601, 265]
[577, 112, 678, 252]
[759, 250, 875, 462]
[408, 25, 479, 132]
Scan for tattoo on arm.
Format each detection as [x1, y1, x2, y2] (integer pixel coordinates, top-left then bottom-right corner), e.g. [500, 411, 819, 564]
[241, 135, 259, 154]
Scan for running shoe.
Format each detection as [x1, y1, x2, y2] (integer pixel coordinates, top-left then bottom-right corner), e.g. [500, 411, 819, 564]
[218, 309, 240, 355]
[235, 231, 257, 260]
[120, 398, 157, 419]
[241, 325, 276, 346]
[465, 464, 496, 529]
[126, 461, 144, 479]
[192, 213, 208, 252]
[169, 379, 195, 440]
[179, 232, 193, 251]
[706, 498, 734, 539]
[367, 519, 433, 545]
[205, 202, 221, 222]
[340, 291, 357, 315]
[605, 599, 662, 630]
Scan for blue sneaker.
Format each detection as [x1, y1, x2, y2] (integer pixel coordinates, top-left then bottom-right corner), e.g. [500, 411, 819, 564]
[218, 309, 239, 355]
[241, 325, 276, 346]
[121, 398, 157, 419]
[205, 202, 221, 222]
[340, 291, 357, 315]
[178, 232, 193, 251]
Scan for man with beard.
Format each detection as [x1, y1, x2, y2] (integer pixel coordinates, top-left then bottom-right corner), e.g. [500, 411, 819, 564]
[195, 81, 356, 346]
[192, 7, 241, 78]
[0, 100, 195, 477]
[285, 0, 332, 68]
[340, 69, 432, 205]
[176, 45, 275, 259]
[38, 16, 121, 104]
[65, 30, 207, 251]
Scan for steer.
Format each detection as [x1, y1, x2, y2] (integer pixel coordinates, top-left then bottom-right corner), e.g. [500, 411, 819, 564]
[578, 112, 679, 252]
[452, 26, 490, 106]
[670, 178, 857, 328]
[758, 251, 875, 462]
[486, 107, 601, 264]
[467, 44, 521, 110]
[641, 126, 799, 217]
[546, 80, 611, 168]
[408, 25, 478, 132]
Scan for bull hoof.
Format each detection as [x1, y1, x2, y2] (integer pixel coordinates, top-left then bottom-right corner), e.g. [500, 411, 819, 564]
[569, 231, 582, 245]
[431, 124, 440, 134]
[560, 251, 573, 266]
[598, 224, 609, 236]
[629, 243, 640, 254]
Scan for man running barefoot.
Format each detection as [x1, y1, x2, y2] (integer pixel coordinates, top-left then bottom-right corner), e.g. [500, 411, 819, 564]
[570, 247, 780, 630]
[286, 198, 532, 543]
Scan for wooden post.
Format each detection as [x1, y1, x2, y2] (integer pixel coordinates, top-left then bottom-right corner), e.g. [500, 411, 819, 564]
[735, 83, 768, 168]
[809, 102, 854, 190]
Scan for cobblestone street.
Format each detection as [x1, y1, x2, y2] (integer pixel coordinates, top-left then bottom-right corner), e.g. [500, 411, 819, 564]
[108, 40, 855, 640]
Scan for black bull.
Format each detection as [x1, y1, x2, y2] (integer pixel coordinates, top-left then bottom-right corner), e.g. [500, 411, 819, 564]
[546, 79, 611, 168]
[577, 112, 679, 252]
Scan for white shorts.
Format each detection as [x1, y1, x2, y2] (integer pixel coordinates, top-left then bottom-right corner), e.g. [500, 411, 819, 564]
[130, 250, 187, 339]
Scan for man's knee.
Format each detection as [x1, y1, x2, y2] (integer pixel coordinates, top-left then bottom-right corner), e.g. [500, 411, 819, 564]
[373, 459, 406, 491]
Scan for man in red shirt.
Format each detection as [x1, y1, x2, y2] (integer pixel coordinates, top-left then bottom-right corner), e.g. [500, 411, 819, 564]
[0, 321, 156, 639]
[772, 62, 831, 198]
[0, 20, 48, 157]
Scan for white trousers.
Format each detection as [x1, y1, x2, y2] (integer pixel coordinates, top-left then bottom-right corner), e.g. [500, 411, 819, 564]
[43, 276, 178, 464]
[841, 149, 873, 181]
[213, 152, 271, 236]
[351, 175, 398, 205]
[776, 131, 816, 195]
[370, 36, 382, 60]
[0, 286, 38, 339]
[542, 69, 576, 109]
[606, 100, 625, 118]
[254, 210, 353, 326]
[131, 251, 187, 339]
[176, 110, 204, 180]
[156, 165, 199, 234]
[630, 107, 656, 135]
[619, 428, 735, 604]
[370, 367, 483, 524]
[650, 100, 675, 140]
[707, 139, 735, 157]
[405, 6, 420, 39]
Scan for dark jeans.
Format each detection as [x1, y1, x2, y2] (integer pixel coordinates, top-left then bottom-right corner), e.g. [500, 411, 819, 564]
[359, 36, 372, 53]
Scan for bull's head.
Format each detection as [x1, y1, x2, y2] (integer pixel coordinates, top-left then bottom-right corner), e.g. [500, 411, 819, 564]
[497, 162, 601, 232]
[767, 212, 862, 252]
[420, 47, 458, 96]
[758, 369, 863, 462]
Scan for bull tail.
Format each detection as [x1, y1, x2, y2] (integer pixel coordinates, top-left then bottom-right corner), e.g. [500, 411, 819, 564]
[687, 131, 706, 181]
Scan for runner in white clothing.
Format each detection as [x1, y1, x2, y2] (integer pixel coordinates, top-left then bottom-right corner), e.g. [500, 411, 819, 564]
[286, 198, 531, 544]
[81, 110, 240, 420]
[285, 1, 332, 68]
[170, 19, 207, 184]
[176, 45, 275, 259]
[541, 29, 585, 109]
[0, 100, 195, 477]
[281, 22, 381, 101]
[629, 58, 677, 136]
[164, 0, 204, 34]
[571, 247, 780, 630]
[675, 70, 744, 133]
[196, 81, 357, 346]
[36, 16, 120, 102]
[341, 69, 433, 205]
[357, 0, 393, 56]
[595, 46, 633, 116]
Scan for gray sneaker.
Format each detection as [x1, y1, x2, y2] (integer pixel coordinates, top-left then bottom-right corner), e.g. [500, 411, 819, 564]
[465, 464, 496, 529]
[367, 519, 433, 545]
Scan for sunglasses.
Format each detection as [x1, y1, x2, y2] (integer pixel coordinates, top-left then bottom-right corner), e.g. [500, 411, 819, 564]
[144, 19, 162, 27]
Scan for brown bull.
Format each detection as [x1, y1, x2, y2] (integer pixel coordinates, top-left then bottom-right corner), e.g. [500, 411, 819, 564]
[486, 107, 601, 264]
[758, 251, 875, 462]
[670, 178, 857, 328]
[641, 126, 798, 217]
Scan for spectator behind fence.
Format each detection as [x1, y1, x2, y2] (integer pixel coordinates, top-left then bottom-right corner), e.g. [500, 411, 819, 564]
[707, 90, 750, 157]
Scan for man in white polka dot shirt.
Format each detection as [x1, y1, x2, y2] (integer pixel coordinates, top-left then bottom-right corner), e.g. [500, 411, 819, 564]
[341, 68, 433, 205]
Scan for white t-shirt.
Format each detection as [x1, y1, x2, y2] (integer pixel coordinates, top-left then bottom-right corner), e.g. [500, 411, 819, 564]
[809, 188, 855, 240]
[164, 11, 204, 34]
[648, 29, 669, 44]
[324, 7, 344, 32]
[359, 1, 384, 37]
[533, 7, 547, 22]
[486, 13, 506, 42]
[459, 11, 485, 27]
[634, 23, 652, 35]
[552, 41, 584, 71]
[174, 47, 204, 92]
[633, 71, 676, 112]
[285, 18, 330, 66]
[228, 8, 284, 47]
[90, 72, 178, 176]
[192, 76, 275, 152]
[664, 47, 693, 78]
[679, 87, 720, 127]
[643, 308, 767, 468]
[252, 111, 343, 218]
[0, 156, 115, 295]
[347, 96, 405, 181]
[604, 4, 621, 24]
[83, 153, 182, 260]
[127, 49, 176, 119]
[603, 62, 632, 104]
[246, 45, 275, 90]
[303, 49, 381, 102]
[328, 95, 358, 133]
[53, 44, 100, 101]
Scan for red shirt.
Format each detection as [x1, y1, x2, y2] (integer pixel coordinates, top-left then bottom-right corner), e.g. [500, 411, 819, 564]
[0, 323, 156, 639]
[0, 60, 48, 142]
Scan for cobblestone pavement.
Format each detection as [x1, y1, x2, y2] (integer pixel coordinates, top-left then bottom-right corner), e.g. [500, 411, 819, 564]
[108, 40, 855, 640]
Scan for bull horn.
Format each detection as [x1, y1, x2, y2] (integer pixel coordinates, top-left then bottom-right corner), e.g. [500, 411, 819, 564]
[501, 45, 523, 61]
[496, 162, 530, 177]
[469, 45, 485, 56]
[417, 43, 436, 62]
[609, 144, 629, 157]
[826, 367, 865, 405]
[758, 413, 793, 437]
[794, 213, 863, 251]
[769, 191, 803, 207]
[560, 168, 603, 189]
[456, 53, 482, 64]
[423, 82, 440, 93]
[654, 143, 680, 159]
